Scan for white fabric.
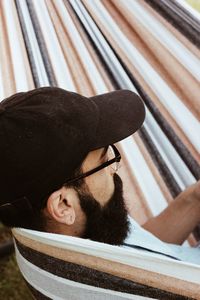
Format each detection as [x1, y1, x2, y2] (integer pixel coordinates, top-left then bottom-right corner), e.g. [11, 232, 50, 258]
[13, 225, 200, 284]
[14, 241, 153, 300]
[83, 0, 200, 152]
[124, 216, 200, 265]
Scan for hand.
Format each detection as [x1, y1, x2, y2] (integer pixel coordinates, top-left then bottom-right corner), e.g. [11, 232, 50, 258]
[177, 180, 200, 206]
[142, 179, 200, 244]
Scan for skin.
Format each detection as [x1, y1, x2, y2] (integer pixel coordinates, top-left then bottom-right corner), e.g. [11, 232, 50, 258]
[143, 181, 200, 244]
[43, 146, 116, 237]
[43, 146, 200, 245]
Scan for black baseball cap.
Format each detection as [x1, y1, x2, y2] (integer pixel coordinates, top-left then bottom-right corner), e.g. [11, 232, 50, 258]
[0, 87, 145, 226]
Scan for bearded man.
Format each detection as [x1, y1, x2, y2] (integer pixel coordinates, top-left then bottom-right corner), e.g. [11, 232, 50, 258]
[0, 87, 200, 264]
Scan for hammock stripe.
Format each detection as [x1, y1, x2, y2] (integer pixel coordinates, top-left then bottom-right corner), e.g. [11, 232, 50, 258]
[1, 0, 200, 237]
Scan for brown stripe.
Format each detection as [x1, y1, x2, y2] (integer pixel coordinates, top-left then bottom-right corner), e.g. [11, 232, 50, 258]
[13, 229, 199, 299]
[15, 238, 192, 300]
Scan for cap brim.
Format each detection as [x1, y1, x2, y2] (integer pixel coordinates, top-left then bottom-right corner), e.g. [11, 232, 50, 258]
[89, 89, 146, 150]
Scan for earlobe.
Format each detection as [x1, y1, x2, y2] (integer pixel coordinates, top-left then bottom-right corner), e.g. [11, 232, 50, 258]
[65, 210, 75, 225]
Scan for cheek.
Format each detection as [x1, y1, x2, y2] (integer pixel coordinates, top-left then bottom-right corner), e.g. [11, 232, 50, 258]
[84, 168, 114, 205]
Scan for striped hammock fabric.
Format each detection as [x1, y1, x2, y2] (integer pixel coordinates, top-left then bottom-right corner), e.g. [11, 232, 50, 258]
[0, 0, 200, 298]
[0, 0, 200, 229]
[12, 227, 200, 299]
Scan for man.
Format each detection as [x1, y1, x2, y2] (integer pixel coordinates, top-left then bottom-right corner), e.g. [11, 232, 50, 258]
[0, 87, 200, 264]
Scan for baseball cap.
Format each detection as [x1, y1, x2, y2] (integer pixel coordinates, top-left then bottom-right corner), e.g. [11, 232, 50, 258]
[0, 87, 145, 227]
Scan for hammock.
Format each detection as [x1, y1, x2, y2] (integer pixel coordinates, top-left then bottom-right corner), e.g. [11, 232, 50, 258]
[12, 226, 200, 299]
[0, 0, 200, 298]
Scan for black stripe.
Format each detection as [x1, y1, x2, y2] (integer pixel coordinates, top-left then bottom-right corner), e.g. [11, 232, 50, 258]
[15, 238, 193, 300]
[127, 77, 200, 182]
[123, 242, 181, 261]
[143, 0, 200, 48]
[138, 127, 182, 198]
[15, 0, 42, 88]
[68, 0, 200, 238]
[68, 0, 200, 184]
[25, 0, 57, 86]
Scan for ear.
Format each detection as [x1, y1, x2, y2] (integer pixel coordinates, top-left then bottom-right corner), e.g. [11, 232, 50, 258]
[46, 188, 76, 226]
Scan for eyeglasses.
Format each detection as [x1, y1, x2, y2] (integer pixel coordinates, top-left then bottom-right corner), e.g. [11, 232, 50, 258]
[64, 144, 121, 185]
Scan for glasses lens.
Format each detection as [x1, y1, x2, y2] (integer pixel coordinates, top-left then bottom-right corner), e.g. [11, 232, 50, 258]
[108, 145, 115, 160]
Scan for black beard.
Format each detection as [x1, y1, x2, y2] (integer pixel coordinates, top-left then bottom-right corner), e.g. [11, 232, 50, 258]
[77, 173, 130, 245]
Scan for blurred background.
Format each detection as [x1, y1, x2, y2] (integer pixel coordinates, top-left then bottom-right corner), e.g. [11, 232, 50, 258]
[0, 0, 200, 298]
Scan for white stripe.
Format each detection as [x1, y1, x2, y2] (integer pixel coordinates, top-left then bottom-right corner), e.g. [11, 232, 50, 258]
[0, 66, 5, 101]
[71, 0, 196, 194]
[87, 0, 200, 152]
[17, 0, 49, 86]
[2, 0, 30, 91]
[13, 228, 200, 284]
[71, 0, 134, 90]
[144, 110, 196, 188]
[124, 0, 200, 80]
[120, 137, 167, 215]
[55, 0, 107, 94]
[31, 0, 76, 90]
[14, 241, 152, 300]
[175, 0, 200, 22]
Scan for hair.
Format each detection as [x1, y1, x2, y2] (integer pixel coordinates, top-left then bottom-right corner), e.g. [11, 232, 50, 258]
[0, 163, 86, 232]
[37, 163, 86, 232]
[35, 161, 89, 233]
